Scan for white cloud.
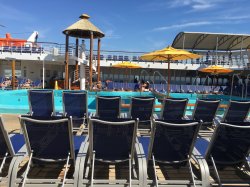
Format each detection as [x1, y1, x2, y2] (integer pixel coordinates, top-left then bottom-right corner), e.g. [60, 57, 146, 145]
[145, 37, 166, 50]
[0, 3, 34, 22]
[153, 21, 214, 31]
[104, 29, 121, 39]
[169, 0, 226, 11]
[152, 11, 250, 32]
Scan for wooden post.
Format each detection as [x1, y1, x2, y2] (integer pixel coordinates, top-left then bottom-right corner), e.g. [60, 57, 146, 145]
[89, 31, 93, 90]
[75, 38, 79, 81]
[12, 60, 15, 90]
[65, 35, 69, 89]
[97, 38, 101, 82]
[167, 57, 171, 97]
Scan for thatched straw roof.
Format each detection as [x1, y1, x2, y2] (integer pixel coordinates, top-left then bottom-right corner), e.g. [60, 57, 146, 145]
[63, 14, 105, 38]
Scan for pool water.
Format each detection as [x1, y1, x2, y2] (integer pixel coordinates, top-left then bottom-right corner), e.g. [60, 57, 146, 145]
[0, 90, 158, 114]
[0, 90, 246, 115]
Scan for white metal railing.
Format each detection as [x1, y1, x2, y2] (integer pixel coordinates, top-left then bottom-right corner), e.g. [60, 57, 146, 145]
[1, 41, 249, 68]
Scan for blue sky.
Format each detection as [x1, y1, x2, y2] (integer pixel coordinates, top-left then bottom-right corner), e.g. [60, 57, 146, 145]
[0, 0, 250, 52]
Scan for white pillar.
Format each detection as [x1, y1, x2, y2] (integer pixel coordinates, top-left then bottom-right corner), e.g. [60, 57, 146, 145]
[42, 60, 45, 89]
[80, 63, 86, 90]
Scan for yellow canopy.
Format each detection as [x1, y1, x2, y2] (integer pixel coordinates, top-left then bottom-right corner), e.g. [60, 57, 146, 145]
[140, 46, 201, 61]
[112, 61, 142, 69]
[199, 65, 233, 74]
[140, 46, 201, 95]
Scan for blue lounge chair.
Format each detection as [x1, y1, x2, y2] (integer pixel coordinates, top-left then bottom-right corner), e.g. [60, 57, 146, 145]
[222, 100, 250, 122]
[28, 90, 55, 117]
[85, 117, 144, 187]
[160, 98, 188, 120]
[138, 119, 209, 186]
[63, 91, 88, 130]
[107, 81, 114, 90]
[191, 99, 220, 129]
[204, 122, 250, 186]
[0, 116, 25, 186]
[11, 116, 87, 187]
[129, 97, 155, 130]
[95, 96, 121, 119]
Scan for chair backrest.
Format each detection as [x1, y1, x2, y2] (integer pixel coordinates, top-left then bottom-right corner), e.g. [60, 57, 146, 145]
[130, 97, 155, 121]
[149, 119, 200, 164]
[0, 116, 14, 157]
[28, 90, 54, 117]
[161, 98, 188, 120]
[192, 99, 220, 124]
[205, 122, 250, 165]
[223, 100, 250, 122]
[20, 116, 74, 161]
[63, 91, 87, 118]
[89, 118, 138, 162]
[96, 96, 121, 119]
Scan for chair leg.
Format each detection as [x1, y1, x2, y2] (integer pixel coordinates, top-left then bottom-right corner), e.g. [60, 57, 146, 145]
[129, 154, 131, 187]
[210, 155, 221, 187]
[61, 152, 70, 187]
[90, 151, 95, 187]
[0, 152, 8, 174]
[152, 155, 158, 187]
[187, 155, 196, 187]
[22, 151, 33, 187]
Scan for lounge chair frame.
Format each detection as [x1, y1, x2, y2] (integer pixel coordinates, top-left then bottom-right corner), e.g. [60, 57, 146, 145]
[191, 99, 220, 128]
[0, 116, 16, 185]
[129, 97, 155, 131]
[204, 122, 250, 186]
[85, 118, 144, 187]
[28, 90, 55, 116]
[10, 116, 86, 187]
[160, 98, 188, 120]
[222, 100, 250, 122]
[62, 91, 88, 130]
[95, 96, 121, 118]
[140, 119, 210, 187]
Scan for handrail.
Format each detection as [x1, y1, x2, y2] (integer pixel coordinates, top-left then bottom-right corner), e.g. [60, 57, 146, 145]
[245, 74, 250, 98]
[140, 69, 150, 81]
[192, 76, 200, 86]
[152, 71, 168, 90]
[202, 75, 210, 86]
[230, 73, 244, 99]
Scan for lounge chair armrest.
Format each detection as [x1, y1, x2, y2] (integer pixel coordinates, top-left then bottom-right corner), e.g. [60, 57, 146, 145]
[89, 112, 96, 118]
[183, 115, 191, 120]
[213, 116, 221, 126]
[153, 113, 159, 119]
[122, 112, 129, 118]
[192, 148, 210, 187]
[244, 157, 250, 170]
[135, 140, 147, 187]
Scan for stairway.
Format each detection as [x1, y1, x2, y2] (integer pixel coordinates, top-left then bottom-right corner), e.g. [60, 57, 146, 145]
[70, 65, 96, 90]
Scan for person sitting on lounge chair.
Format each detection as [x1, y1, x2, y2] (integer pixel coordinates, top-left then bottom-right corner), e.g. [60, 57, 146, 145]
[141, 81, 150, 92]
[22, 79, 32, 88]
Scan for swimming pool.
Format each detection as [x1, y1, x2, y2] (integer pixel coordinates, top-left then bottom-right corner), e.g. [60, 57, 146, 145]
[0, 90, 246, 115]
[0, 90, 159, 114]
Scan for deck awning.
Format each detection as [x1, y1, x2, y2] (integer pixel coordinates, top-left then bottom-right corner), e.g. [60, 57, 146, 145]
[172, 32, 250, 51]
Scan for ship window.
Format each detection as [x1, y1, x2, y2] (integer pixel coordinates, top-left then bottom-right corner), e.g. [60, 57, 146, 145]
[46, 70, 50, 78]
[40, 69, 43, 78]
[23, 69, 27, 77]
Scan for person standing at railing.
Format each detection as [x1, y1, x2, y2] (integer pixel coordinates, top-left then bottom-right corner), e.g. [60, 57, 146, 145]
[228, 51, 232, 65]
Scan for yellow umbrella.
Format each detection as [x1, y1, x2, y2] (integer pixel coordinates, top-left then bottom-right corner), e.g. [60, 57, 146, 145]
[112, 62, 142, 86]
[112, 61, 142, 68]
[199, 65, 233, 74]
[140, 46, 201, 94]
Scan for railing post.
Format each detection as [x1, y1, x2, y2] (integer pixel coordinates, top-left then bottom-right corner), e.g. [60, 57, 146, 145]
[64, 34, 69, 89]
[89, 31, 93, 90]
[11, 60, 15, 90]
